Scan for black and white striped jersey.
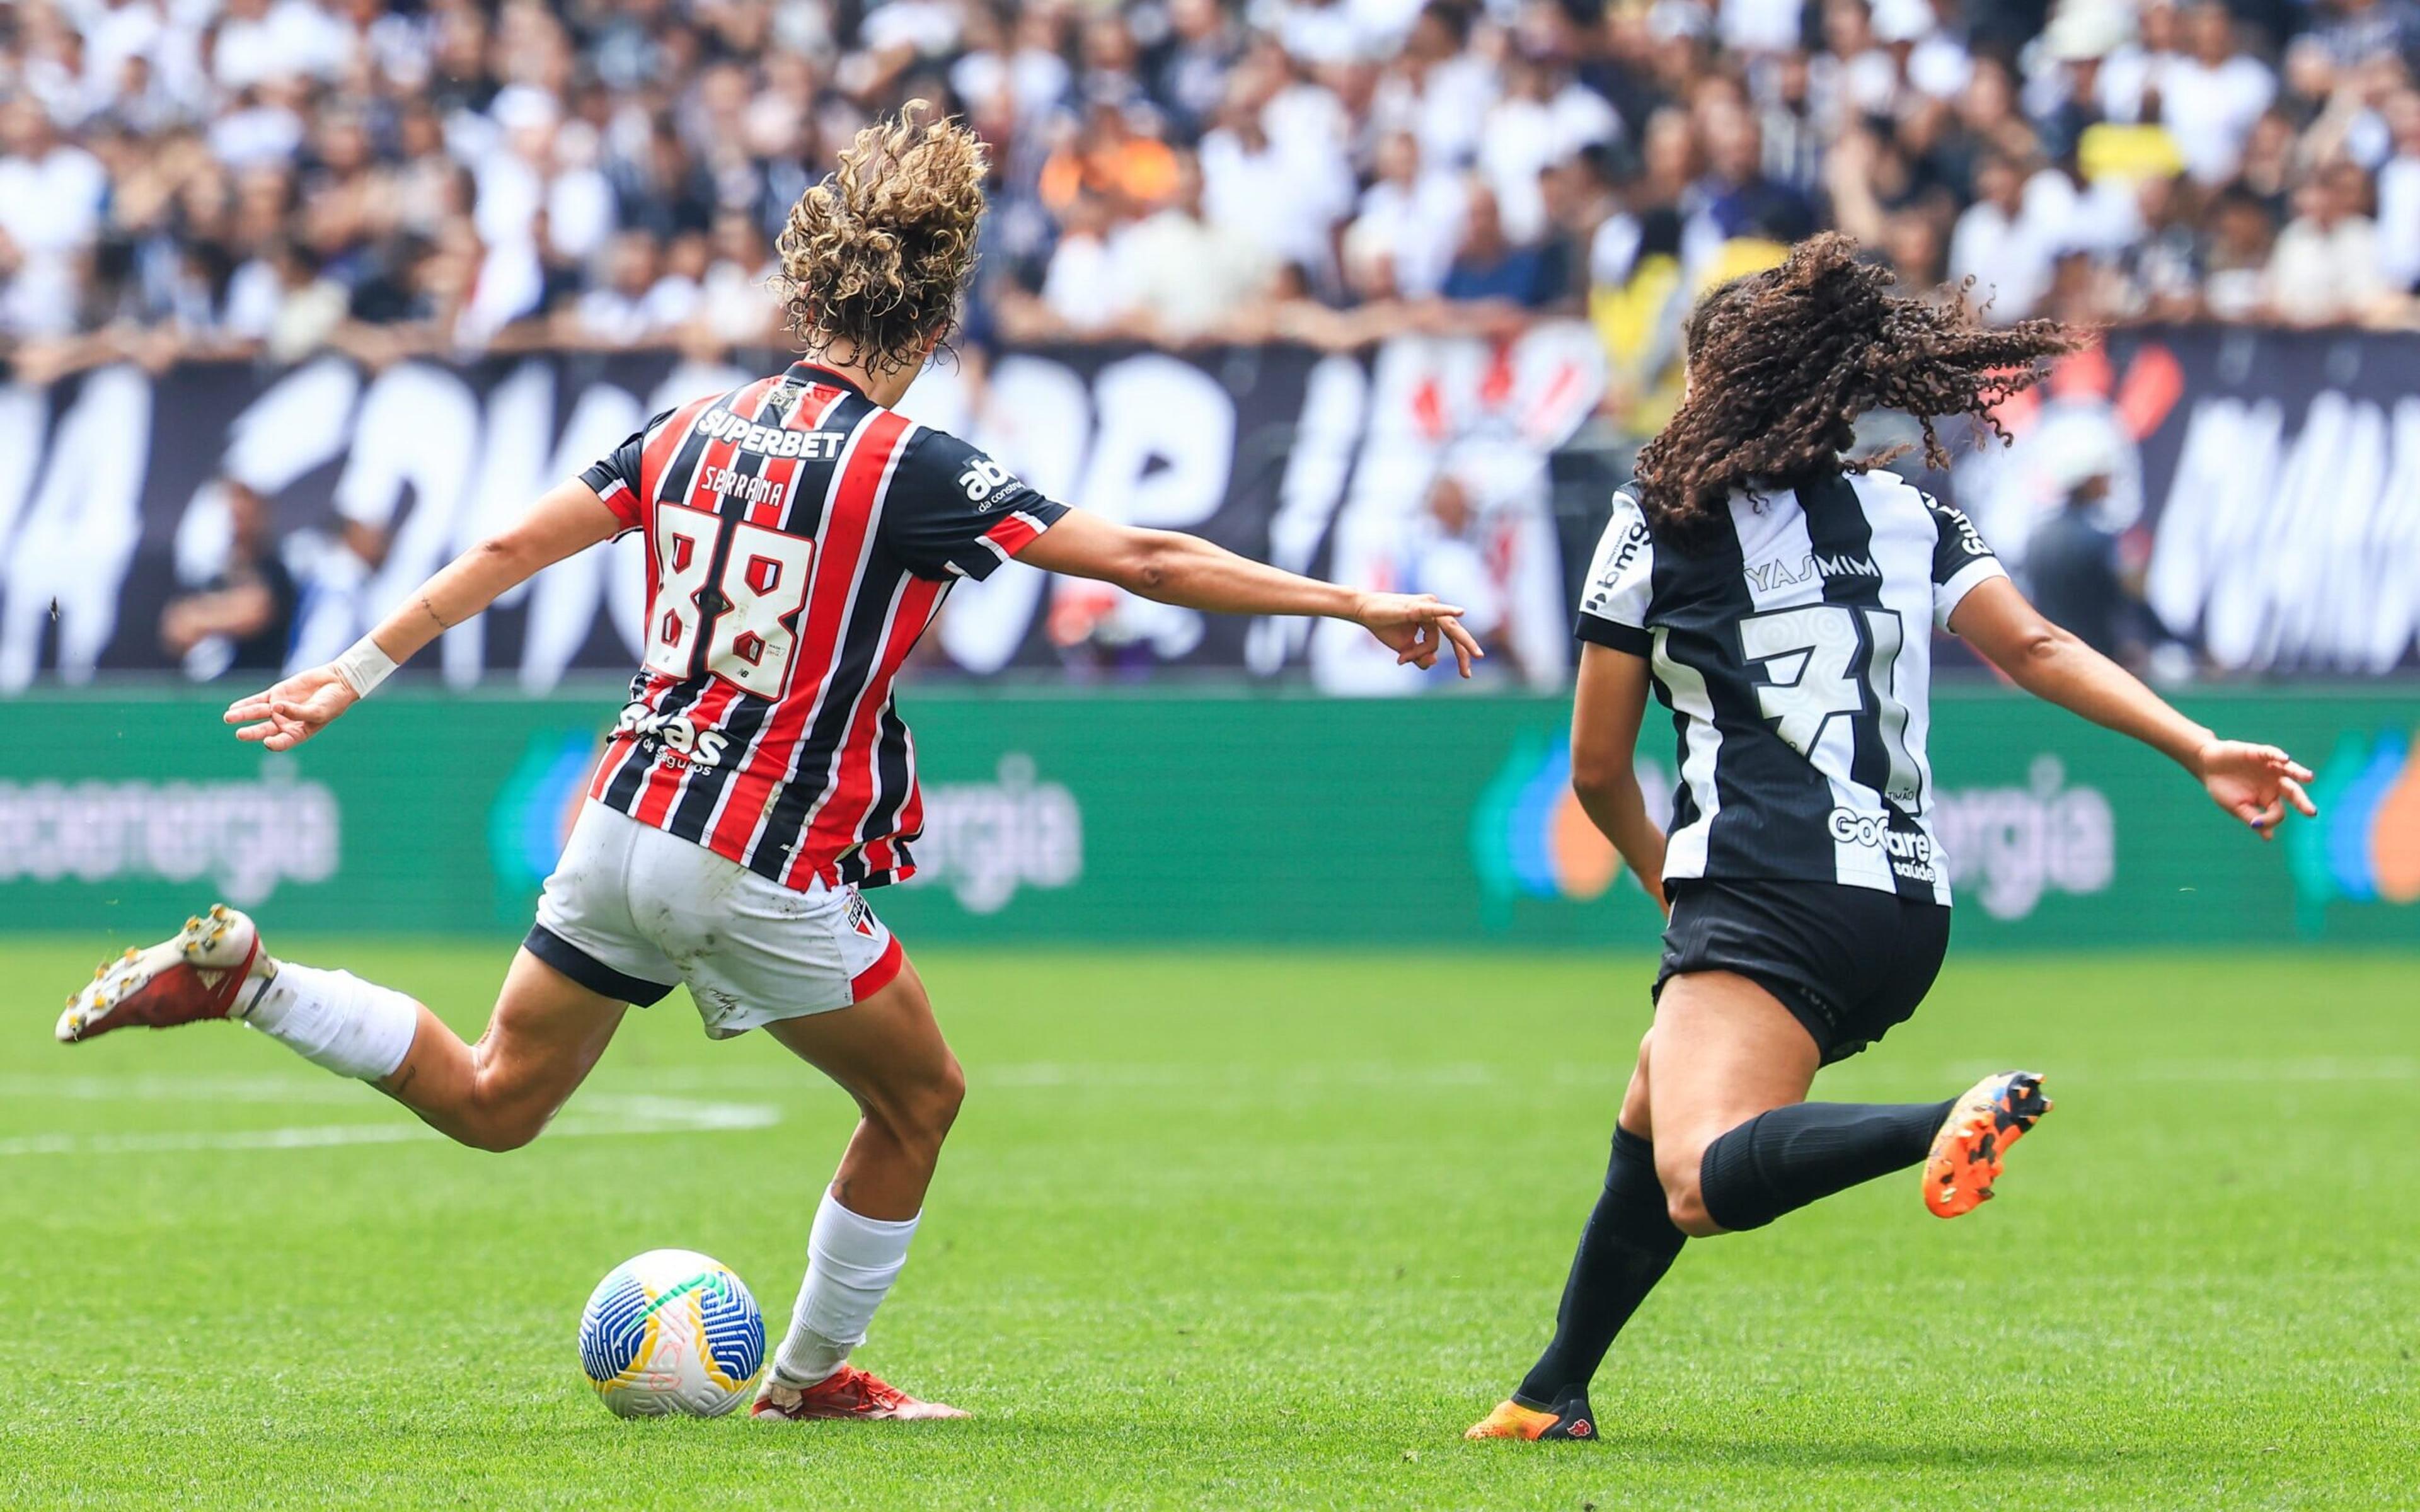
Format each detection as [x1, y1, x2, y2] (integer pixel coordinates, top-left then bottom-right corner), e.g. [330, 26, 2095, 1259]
[1575, 471, 2008, 904]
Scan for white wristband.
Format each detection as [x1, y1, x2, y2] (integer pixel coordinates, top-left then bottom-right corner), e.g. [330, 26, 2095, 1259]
[331, 636, 398, 699]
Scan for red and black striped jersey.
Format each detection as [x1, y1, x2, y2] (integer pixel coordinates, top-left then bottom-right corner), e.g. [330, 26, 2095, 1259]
[577, 360, 1066, 891]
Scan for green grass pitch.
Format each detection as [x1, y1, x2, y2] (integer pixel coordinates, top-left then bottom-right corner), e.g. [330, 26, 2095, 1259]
[4, 942, 2414, 1509]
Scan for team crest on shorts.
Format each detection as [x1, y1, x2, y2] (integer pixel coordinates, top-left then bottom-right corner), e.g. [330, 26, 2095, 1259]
[844, 890, 878, 938]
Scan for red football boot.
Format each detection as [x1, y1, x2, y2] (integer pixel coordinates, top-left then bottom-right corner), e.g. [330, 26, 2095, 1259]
[751, 1365, 967, 1422]
[55, 905, 268, 1044]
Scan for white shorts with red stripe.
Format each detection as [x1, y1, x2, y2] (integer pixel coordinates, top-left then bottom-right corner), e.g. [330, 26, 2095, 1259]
[529, 801, 904, 1040]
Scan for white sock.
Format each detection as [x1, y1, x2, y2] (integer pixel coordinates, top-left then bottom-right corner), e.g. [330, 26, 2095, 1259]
[241, 963, 420, 1081]
[772, 1188, 920, 1388]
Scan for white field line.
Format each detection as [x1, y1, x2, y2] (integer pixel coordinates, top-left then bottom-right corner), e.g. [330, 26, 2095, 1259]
[0, 1094, 777, 1158]
[0, 1074, 369, 1104]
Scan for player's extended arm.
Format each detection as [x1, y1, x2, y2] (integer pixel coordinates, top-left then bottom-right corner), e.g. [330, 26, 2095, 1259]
[1948, 575, 2317, 840]
[224, 479, 624, 750]
[1570, 642, 1669, 912]
[1016, 507, 1484, 676]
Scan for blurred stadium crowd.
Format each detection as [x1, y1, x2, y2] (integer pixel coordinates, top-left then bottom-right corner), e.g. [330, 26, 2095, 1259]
[4, 0, 2419, 425]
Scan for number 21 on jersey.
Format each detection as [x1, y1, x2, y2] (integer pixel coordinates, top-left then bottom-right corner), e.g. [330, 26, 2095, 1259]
[643, 500, 814, 698]
[1739, 603, 1922, 806]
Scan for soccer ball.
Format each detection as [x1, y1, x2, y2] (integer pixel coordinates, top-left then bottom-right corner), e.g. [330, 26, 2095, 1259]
[577, 1249, 766, 1418]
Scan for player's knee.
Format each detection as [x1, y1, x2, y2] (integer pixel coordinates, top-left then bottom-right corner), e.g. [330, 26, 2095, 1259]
[462, 1109, 544, 1153]
[918, 1057, 967, 1141]
[870, 1058, 964, 1161]
[460, 1080, 550, 1152]
[1658, 1145, 1723, 1237]
[1664, 1184, 1722, 1237]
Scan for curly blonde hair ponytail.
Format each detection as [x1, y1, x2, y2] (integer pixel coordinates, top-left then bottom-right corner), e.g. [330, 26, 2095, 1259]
[774, 101, 988, 375]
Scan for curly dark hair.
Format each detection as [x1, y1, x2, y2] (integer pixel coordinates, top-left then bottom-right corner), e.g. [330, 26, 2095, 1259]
[774, 101, 987, 377]
[1633, 233, 2080, 546]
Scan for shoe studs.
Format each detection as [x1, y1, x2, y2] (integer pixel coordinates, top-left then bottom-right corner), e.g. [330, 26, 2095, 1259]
[181, 905, 236, 959]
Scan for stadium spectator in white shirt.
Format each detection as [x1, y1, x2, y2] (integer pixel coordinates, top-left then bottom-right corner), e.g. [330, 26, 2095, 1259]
[207, 0, 350, 94]
[1480, 49, 1621, 244]
[2141, 2, 2279, 186]
[1367, 1, 1496, 172]
[2373, 88, 2420, 293]
[0, 98, 107, 339]
[1350, 130, 1469, 299]
[1949, 152, 2050, 322]
[1107, 150, 1278, 341]
[1199, 63, 1353, 277]
[2267, 161, 2388, 324]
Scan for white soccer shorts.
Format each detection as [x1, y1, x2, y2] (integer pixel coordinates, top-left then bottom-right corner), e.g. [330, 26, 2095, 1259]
[527, 801, 904, 1039]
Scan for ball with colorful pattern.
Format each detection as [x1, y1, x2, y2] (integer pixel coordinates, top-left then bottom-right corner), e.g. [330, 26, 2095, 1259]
[578, 1249, 766, 1418]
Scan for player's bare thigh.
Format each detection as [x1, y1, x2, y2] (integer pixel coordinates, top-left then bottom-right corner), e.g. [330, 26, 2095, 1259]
[379, 948, 628, 1152]
[1640, 970, 1822, 1235]
[760, 956, 965, 1219]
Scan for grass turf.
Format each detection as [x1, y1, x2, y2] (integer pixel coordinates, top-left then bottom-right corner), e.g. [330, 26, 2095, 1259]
[3, 942, 2414, 1509]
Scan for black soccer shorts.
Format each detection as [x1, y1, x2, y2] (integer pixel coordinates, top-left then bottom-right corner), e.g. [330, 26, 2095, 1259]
[1651, 878, 1953, 1064]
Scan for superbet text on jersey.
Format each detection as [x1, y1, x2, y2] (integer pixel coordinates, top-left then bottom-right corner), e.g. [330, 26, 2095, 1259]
[577, 361, 1066, 892]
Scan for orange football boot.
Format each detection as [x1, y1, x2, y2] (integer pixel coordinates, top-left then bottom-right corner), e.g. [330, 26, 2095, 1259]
[1465, 1391, 1598, 1441]
[1923, 1070, 2052, 1218]
[752, 1365, 966, 1421]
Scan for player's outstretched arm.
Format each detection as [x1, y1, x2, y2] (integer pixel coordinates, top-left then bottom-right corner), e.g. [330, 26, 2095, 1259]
[1015, 507, 1484, 676]
[1570, 643, 1669, 912]
[1948, 575, 2317, 840]
[224, 479, 624, 750]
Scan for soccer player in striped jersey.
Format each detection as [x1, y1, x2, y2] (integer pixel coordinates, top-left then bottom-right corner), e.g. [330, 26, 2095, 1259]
[1467, 234, 2317, 1441]
[55, 105, 1478, 1423]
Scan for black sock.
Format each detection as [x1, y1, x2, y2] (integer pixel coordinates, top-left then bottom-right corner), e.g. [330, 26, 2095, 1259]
[1515, 1126, 1685, 1408]
[1697, 1098, 1958, 1232]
